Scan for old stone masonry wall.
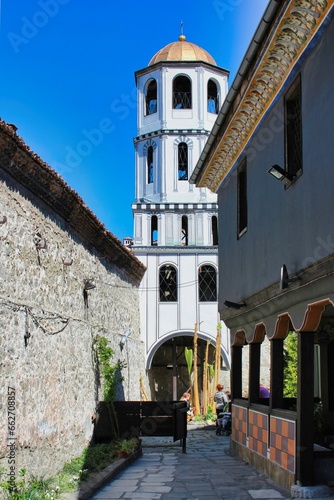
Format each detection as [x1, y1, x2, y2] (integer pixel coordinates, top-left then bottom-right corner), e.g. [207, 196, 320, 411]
[0, 170, 145, 480]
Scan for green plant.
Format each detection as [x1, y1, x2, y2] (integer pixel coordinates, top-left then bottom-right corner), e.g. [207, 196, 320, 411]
[283, 331, 298, 397]
[204, 405, 216, 421]
[115, 438, 138, 455]
[194, 413, 204, 421]
[0, 443, 120, 499]
[0, 468, 59, 499]
[184, 347, 193, 390]
[93, 335, 126, 402]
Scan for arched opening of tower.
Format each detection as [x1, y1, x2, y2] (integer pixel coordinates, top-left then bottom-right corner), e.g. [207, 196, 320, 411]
[151, 215, 158, 246]
[173, 75, 192, 109]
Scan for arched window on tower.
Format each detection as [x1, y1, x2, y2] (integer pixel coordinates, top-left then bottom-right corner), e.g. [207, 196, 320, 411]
[151, 215, 158, 246]
[159, 264, 178, 302]
[198, 265, 217, 302]
[173, 75, 192, 109]
[178, 143, 188, 180]
[212, 216, 218, 245]
[181, 215, 188, 246]
[145, 79, 157, 115]
[207, 79, 219, 114]
[147, 145, 154, 184]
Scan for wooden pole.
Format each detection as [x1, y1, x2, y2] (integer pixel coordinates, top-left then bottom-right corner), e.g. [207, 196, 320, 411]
[202, 340, 209, 416]
[214, 326, 221, 412]
[214, 327, 221, 389]
[192, 323, 200, 415]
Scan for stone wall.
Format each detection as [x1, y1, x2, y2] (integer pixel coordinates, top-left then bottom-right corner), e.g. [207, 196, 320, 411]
[0, 169, 145, 480]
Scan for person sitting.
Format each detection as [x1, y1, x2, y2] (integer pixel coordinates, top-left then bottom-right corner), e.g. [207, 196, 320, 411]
[216, 391, 231, 435]
[259, 384, 270, 398]
[180, 392, 195, 421]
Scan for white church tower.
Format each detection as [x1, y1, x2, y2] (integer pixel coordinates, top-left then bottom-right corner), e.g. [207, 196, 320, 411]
[131, 32, 230, 399]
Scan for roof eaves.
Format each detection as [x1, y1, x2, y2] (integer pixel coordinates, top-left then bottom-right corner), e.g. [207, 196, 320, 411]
[0, 119, 146, 285]
[190, 0, 283, 188]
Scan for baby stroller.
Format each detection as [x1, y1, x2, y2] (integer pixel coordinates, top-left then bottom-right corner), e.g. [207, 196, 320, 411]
[216, 403, 231, 436]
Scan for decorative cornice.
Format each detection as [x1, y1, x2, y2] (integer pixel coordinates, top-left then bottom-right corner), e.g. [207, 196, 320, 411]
[199, 0, 332, 192]
[132, 202, 218, 211]
[132, 246, 218, 255]
[134, 129, 210, 143]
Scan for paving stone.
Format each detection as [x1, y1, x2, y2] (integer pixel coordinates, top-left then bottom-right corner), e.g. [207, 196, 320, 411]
[90, 423, 292, 500]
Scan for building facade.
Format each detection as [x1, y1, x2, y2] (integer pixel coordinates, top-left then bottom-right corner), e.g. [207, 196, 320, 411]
[192, 0, 334, 492]
[130, 34, 231, 400]
[0, 120, 146, 479]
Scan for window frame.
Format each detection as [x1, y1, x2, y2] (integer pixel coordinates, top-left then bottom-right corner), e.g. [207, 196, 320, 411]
[198, 264, 217, 302]
[207, 79, 219, 114]
[178, 142, 188, 181]
[147, 145, 154, 184]
[284, 75, 302, 180]
[173, 75, 192, 109]
[145, 79, 157, 116]
[159, 264, 178, 302]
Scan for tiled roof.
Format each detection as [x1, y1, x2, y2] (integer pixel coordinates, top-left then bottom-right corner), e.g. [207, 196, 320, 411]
[0, 119, 146, 285]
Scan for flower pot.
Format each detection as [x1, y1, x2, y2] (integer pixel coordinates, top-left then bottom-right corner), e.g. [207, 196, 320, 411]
[118, 450, 129, 459]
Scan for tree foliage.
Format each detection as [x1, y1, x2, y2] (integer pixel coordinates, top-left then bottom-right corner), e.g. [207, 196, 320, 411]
[283, 331, 298, 397]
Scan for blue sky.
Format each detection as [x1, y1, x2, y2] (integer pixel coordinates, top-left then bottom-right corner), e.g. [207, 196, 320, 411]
[0, 0, 268, 241]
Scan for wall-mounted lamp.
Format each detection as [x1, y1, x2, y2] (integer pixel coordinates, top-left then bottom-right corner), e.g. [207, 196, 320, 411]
[224, 300, 247, 309]
[268, 164, 295, 182]
[84, 279, 96, 290]
[280, 264, 300, 290]
[0, 215, 7, 224]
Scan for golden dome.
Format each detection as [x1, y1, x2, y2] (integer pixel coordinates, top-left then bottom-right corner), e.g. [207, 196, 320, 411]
[148, 35, 217, 66]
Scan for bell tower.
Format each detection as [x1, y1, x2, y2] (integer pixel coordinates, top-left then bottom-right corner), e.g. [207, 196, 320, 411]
[131, 33, 230, 396]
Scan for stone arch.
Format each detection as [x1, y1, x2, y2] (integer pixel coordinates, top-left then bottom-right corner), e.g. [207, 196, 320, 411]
[145, 329, 230, 370]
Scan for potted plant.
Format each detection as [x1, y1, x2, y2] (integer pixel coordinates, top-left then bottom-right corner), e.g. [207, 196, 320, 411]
[115, 437, 139, 458]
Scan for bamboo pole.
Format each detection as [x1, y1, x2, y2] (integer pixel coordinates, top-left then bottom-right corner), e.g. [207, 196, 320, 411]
[192, 323, 200, 415]
[214, 325, 221, 409]
[140, 375, 149, 401]
[202, 340, 210, 416]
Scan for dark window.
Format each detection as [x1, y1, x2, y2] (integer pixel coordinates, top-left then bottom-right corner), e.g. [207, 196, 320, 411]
[178, 143, 188, 180]
[181, 215, 188, 246]
[145, 79, 157, 116]
[285, 76, 302, 177]
[151, 215, 158, 246]
[199, 265, 217, 302]
[237, 159, 247, 237]
[212, 216, 218, 245]
[159, 265, 177, 302]
[207, 79, 219, 114]
[173, 75, 192, 109]
[147, 146, 154, 184]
